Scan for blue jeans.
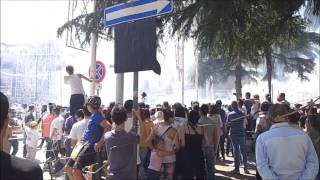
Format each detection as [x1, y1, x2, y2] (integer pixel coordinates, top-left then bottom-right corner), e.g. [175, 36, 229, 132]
[139, 147, 149, 180]
[226, 135, 233, 155]
[9, 139, 19, 155]
[64, 138, 72, 157]
[146, 169, 160, 180]
[231, 136, 248, 171]
[203, 147, 215, 180]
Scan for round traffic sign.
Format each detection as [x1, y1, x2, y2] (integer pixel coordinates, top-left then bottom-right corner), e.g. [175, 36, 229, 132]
[89, 61, 106, 83]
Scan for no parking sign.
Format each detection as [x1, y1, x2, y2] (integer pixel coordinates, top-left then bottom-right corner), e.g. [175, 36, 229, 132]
[89, 60, 106, 83]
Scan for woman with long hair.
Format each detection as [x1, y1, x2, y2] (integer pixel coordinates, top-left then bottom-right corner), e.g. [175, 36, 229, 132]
[181, 110, 208, 180]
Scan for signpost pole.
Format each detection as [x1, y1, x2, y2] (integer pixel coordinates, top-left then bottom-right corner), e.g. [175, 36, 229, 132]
[116, 73, 124, 105]
[90, 0, 97, 96]
[133, 71, 139, 180]
[181, 37, 185, 105]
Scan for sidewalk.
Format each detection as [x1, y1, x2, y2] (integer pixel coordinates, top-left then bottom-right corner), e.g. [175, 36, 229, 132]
[13, 137, 64, 180]
[12, 137, 257, 180]
[215, 153, 256, 180]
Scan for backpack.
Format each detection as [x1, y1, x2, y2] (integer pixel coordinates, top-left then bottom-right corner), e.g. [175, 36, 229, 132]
[151, 126, 172, 147]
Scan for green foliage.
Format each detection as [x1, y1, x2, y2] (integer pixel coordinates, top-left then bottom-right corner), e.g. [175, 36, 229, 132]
[188, 57, 258, 90]
[57, 0, 140, 48]
[57, 0, 319, 93]
[57, 0, 169, 49]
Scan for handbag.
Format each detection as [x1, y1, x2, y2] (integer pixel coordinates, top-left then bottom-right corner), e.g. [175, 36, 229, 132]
[70, 141, 88, 160]
[70, 127, 96, 161]
[151, 126, 172, 147]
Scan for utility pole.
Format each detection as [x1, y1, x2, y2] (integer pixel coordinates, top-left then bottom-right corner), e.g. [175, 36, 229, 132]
[90, 0, 97, 96]
[176, 36, 185, 105]
[133, 71, 138, 180]
[115, 73, 124, 105]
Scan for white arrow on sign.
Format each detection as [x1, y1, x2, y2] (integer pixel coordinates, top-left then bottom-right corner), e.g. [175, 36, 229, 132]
[105, 1, 170, 22]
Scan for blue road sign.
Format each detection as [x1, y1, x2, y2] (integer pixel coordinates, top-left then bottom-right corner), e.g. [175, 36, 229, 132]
[104, 0, 173, 27]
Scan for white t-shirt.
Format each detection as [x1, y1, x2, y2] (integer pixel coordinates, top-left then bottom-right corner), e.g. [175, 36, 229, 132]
[251, 100, 260, 120]
[69, 118, 89, 141]
[25, 126, 40, 148]
[256, 112, 269, 132]
[239, 106, 248, 128]
[50, 116, 64, 141]
[68, 74, 85, 95]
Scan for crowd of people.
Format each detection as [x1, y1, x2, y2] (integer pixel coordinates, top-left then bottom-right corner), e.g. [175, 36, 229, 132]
[1, 90, 320, 180]
[1, 65, 320, 180]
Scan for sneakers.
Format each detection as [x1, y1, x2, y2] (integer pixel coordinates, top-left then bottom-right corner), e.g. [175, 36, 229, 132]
[244, 169, 250, 174]
[231, 169, 240, 175]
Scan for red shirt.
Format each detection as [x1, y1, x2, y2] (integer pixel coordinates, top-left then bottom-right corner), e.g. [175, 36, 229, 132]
[42, 113, 55, 138]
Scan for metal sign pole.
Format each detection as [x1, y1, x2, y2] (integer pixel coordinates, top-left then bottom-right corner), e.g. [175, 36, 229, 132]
[90, 0, 97, 96]
[133, 71, 138, 180]
[116, 73, 124, 105]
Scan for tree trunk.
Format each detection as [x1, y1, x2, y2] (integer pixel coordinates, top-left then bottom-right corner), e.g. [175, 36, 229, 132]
[265, 47, 272, 95]
[235, 64, 242, 100]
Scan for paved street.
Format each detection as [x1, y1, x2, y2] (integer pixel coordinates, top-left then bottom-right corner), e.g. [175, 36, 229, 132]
[12, 136, 256, 180]
[215, 154, 256, 180]
[13, 136, 64, 180]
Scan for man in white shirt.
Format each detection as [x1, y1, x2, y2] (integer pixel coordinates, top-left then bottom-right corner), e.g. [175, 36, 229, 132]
[49, 107, 64, 157]
[69, 108, 90, 147]
[251, 95, 260, 132]
[64, 65, 92, 115]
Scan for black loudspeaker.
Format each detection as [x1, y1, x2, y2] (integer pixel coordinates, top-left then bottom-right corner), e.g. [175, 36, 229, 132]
[114, 18, 161, 75]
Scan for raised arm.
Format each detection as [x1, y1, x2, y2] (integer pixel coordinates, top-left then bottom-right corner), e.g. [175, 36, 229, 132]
[64, 76, 69, 84]
[133, 108, 144, 136]
[77, 74, 93, 82]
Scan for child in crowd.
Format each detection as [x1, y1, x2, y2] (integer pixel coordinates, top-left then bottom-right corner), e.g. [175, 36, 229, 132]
[25, 121, 40, 161]
[146, 137, 166, 180]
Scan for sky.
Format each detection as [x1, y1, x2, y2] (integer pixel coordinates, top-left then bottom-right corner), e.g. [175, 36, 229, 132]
[0, 0, 196, 106]
[1, 0, 319, 106]
[1, 1, 69, 44]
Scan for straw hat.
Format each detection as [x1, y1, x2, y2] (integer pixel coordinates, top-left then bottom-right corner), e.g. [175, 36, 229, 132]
[29, 121, 38, 128]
